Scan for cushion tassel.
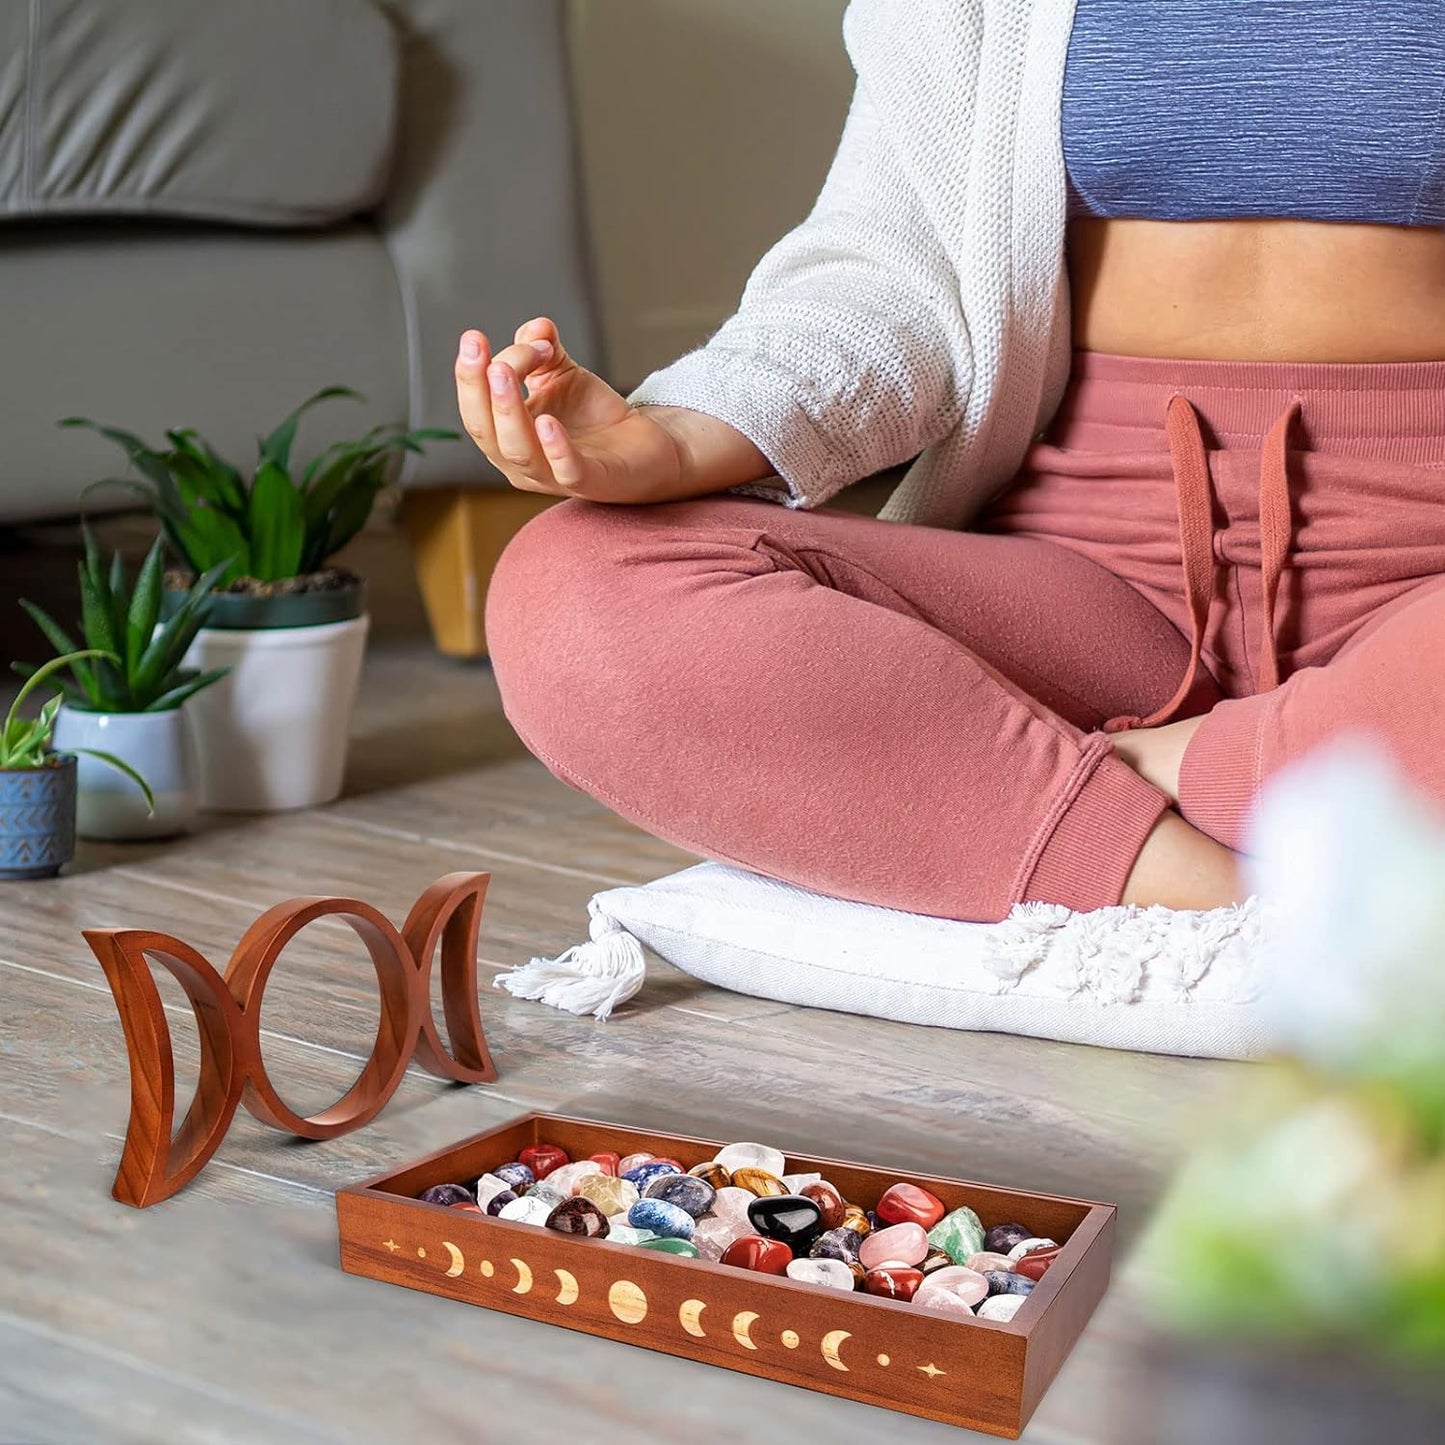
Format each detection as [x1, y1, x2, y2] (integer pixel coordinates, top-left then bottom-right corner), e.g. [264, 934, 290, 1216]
[494, 905, 647, 1020]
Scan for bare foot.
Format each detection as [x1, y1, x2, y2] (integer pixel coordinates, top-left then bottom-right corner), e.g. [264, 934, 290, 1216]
[1122, 810, 1244, 910]
[1110, 715, 1205, 805]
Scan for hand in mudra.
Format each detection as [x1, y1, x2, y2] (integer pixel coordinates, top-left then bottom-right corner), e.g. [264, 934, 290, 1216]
[455, 318, 688, 503]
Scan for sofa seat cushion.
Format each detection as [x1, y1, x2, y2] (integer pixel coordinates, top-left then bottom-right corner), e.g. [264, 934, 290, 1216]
[0, 0, 399, 227]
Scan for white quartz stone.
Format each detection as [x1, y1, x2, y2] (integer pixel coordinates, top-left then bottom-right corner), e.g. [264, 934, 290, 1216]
[497, 1194, 553, 1227]
[1006, 1237, 1057, 1262]
[713, 1141, 787, 1178]
[785, 1258, 857, 1291]
[976, 1294, 1027, 1322]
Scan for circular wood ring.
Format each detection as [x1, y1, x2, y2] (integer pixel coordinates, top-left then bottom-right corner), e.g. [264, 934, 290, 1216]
[228, 898, 420, 1139]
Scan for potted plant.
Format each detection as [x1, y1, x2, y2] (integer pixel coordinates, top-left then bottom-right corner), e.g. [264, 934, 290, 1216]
[16, 530, 228, 840]
[1, 651, 152, 879]
[64, 389, 456, 811]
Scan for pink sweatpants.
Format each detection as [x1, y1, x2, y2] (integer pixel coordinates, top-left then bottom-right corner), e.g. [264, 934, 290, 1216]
[486, 350, 1445, 922]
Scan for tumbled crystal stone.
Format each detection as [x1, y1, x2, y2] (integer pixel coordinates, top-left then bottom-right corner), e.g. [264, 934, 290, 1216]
[643, 1172, 717, 1219]
[638, 1237, 701, 1257]
[785, 1257, 857, 1292]
[588, 1151, 621, 1176]
[474, 1173, 517, 1211]
[914, 1282, 977, 1318]
[746, 1194, 824, 1252]
[484, 1188, 520, 1216]
[688, 1161, 732, 1190]
[859, 1222, 929, 1270]
[928, 1206, 987, 1265]
[542, 1161, 605, 1197]
[714, 1142, 787, 1178]
[710, 1187, 759, 1227]
[800, 1181, 846, 1230]
[618, 1152, 655, 1175]
[492, 1163, 535, 1194]
[605, 1224, 657, 1247]
[578, 1174, 639, 1217]
[518, 1144, 569, 1180]
[1014, 1247, 1061, 1281]
[809, 1226, 864, 1264]
[985, 1270, 1037, 1296]
[976, 1293, 1027, 1322]
[525, 1184, 568, 1211]
[876, 1182, 946, 1230]
[692, 1214, 747, 1262]
[720, 1234, 792, 1275]
[622, 1160, 684, 1193]
[841, 1204, 872, 1237]
[863, 1266, 924, 1302]
[922, 1250, 957, 1275]
[498, 1194, 553, 1227]
[964, 1251, 1015, 1275]
[920, 1265, 989, 1307]
[420, 1183, 474, 1208]
[730, 1168, 788, 1198]
[546, 1197, 610, 1238]
[1007, 1236, 1058, 1262]
[985, 1222, 1033, 1255]
[781, 1172, 822, 1193]
[628, 1198, 695, 1240]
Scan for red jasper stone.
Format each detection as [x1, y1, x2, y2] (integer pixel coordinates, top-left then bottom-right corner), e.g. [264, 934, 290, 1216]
[863, 1266, 924, 1302]
[588, 1152, 621, 1177]
[800, 1180, 846, 1230]
[1014, 1246, 1061, 1282]
[449, 1202, 486, 1214]
[518, 1144, 570, 1180]
[875, 1182, 946, 1230]
[720, 1234, 793, 1276]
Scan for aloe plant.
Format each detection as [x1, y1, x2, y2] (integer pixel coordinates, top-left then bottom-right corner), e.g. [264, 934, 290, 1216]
[62, 387, 458, 586]
[16, 528, 228, 713]
[1, 650, 155, 809]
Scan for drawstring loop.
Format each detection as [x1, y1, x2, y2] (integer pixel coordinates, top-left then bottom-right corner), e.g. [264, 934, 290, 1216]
[1105, 393, 1299, 735]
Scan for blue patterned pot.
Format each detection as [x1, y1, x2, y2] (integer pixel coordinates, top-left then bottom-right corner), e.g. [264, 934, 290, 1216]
[0, 755, 78, 880]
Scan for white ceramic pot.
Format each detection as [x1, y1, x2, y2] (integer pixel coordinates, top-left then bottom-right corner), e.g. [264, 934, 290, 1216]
[182, 614, 369, 812]
[52, 706, 198, 840]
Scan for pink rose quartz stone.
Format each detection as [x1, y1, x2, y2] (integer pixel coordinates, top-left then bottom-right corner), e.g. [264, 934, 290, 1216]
[918, 1265, 989, 1307]
[913, 1282, 976, 1318]
[858, 1222, 929, 1271]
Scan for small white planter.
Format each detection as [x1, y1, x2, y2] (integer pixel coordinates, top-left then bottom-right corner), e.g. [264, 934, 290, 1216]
[52, 706, 198, 840]
[182, 614, 369, 812]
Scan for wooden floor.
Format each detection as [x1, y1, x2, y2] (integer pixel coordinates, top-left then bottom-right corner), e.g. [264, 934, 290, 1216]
[0, 520, 1239, 1443]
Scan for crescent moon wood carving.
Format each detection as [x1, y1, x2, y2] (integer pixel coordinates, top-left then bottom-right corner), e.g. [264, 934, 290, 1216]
[554, 1269, 579, 1306]
[821, 1330, 852, 1372]
[443, 1242, 465, 1278]
[678, 1299, 708, 1338]
[732, 1311, 760, 1350]
[511, 1258, 534, 1295]
[85, 872, 498, 1209]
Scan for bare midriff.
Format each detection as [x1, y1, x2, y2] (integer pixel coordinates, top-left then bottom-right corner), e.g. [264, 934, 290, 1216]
[1067, 217, 1445, 362]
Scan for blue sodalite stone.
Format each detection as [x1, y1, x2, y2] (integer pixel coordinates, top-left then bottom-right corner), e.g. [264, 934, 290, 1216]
[493, 1163, 535, 1193]
[984, 1270, 1035, 1296]
[623, 1161, 684, 1193]
[420, 1183, 475, 1208]
[643, 1173, 717, 1219]
[628, 1198, 696, 1240]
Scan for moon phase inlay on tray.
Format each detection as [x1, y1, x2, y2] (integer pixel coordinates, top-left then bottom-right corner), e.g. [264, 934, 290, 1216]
[554, 1268, 579, 1305]
[732, 1311, 760, 1349]
[510, 1258, 533, 1295]
[821, 1330, 851, 1372]
[442, 1241, 465, 1277]
[679, 1299, 708, 1337]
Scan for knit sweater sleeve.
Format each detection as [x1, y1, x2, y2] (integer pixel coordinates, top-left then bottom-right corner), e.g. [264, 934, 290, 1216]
[627, 71, 972, 510]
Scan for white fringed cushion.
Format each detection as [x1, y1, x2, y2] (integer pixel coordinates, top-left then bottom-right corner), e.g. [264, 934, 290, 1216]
[499, 862, 1276, 1061]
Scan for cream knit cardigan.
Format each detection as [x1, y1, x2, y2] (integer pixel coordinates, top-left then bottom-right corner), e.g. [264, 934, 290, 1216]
[629, 0, 1080, 530]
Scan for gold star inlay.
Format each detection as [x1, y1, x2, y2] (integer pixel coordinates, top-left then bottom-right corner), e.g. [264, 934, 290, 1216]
[918, 1362, 946, 1379]
[383, 1239, 400, 1253]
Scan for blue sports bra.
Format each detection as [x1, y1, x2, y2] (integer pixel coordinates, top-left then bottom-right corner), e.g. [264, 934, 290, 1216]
[1062, 0, 1445, 226]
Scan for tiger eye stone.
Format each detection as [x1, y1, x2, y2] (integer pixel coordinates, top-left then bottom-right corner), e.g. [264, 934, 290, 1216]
[577, 1174, 639, 1217]
[518, 1144, 569, 1180]
[720, 1234, 793, 1275]
[545, 1197, 610, 1238]
[863, 1266, 924, 1302]
[841, 1204, 872, 1237]
[420, 1183, 474, 1208]
[746, 1194, 824, 1252]
[800, 1181, 846, 1230]
[731, 1167, 788, 1197]
[921, 1250, 956, 1275]
[1014, 1247, 1061, 1281]
[688, 1161, 732, 1189]
[876, 1182, 946, 1230]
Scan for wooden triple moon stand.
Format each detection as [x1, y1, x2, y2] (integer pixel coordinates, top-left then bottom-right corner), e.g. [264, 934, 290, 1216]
[85, 872, 498, 1208]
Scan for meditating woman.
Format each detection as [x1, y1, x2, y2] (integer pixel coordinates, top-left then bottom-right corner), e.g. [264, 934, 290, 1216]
[458, 0, 1445, 924]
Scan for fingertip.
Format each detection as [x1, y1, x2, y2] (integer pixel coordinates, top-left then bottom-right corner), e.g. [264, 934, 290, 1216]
[458, 329, 488, 367]
[517, 316, 558, 345]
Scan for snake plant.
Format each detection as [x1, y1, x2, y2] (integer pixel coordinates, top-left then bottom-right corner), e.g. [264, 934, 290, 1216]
[62, 388, 457, 586]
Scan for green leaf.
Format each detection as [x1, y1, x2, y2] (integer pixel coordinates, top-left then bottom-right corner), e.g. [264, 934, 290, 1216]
[128, 559, 229, 703]
[77, 551, 119, 659]
[247, 460, 305, 581]
[166, 429, 247, 516]
[60, 418, 173, 491]
[259, 386, 362, 475]
[2, 649, 114, 757]
[174, 506, 250, 584]
[71, 747, 155, 814]
[322, 459, 388, 562]
[126, 536, 166, 679]
[142, 668, 229, 713]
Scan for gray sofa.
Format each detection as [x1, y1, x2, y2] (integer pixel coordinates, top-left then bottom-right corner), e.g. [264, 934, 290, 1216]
[0, 0, 598, 654]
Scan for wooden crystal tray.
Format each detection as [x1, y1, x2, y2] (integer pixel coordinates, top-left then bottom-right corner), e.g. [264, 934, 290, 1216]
[336, 1113, 1116, 1438]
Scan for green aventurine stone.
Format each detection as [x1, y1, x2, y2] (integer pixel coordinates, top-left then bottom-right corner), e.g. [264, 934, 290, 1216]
[928, 1207, 986, 1265]
[637, 1237, 701, 1257]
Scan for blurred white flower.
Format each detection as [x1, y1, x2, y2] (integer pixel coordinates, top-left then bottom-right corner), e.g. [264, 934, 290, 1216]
[1246, 735, 1445, 1071]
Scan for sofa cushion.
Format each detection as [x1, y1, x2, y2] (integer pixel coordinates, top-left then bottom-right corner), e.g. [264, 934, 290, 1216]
[0, 0, 399, 227]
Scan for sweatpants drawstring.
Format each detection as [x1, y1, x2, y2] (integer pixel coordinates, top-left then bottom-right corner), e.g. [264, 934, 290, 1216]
[1105, 394, 1301, 734]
